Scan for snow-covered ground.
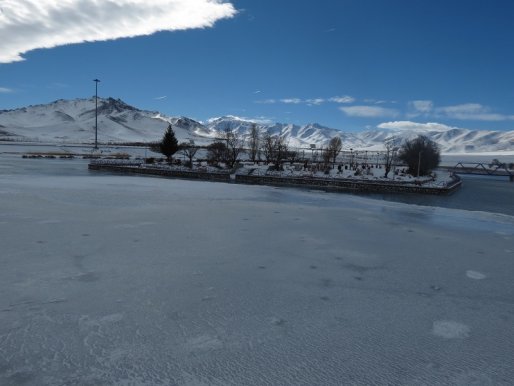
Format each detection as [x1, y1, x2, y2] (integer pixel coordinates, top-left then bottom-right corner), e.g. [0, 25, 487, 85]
[234, 163, 455, 187]
[1, 156, 514, 385]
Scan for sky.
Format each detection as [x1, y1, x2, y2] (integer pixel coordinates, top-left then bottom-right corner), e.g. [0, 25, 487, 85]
[1, 0, 514, 133]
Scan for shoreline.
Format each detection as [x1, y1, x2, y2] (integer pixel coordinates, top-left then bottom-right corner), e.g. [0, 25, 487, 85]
[88, 161, 462, 195]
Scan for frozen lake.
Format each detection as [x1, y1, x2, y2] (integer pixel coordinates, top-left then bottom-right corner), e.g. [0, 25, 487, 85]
[1, 156, 514, 385]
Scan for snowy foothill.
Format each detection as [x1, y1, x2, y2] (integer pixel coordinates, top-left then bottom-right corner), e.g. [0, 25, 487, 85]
[1, 151, 514, 384]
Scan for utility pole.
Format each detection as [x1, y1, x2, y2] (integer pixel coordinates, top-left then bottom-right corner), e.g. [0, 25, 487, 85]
[417, 150, 422, 177]
[93, 79, 101, 149]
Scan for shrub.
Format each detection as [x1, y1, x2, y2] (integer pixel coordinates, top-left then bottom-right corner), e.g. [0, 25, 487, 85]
[398, 135, 440, 176]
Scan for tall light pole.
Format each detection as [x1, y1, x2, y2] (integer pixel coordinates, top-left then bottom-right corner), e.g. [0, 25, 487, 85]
[417, 150, 422, 177]
[93, 79, 101, 149]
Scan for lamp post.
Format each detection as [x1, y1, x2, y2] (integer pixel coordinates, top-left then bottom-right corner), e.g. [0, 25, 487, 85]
[93, 79, 101, 149]
[417, 150, 422, 177]
[392, 147, 399, 180]
[350, 148, 353, 169]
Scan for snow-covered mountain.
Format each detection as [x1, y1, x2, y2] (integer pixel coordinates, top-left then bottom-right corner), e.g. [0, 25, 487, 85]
[0, 98, 212, 144]
[1, 97, 513, 153]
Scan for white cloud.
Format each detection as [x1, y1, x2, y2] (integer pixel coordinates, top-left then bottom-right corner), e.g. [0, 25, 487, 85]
[406, 100, 434, 118]
[435, 103, 513, 121]
[378, 121, 464, 132]
[306, 98, 325, 105]
[255, 99, 276, 104]
[0, 0, 237, 63]
[280, 98, 302, 104]
[256, 95, 355, 106]
[0, 87, 13, 93]
[410, 100, 433, 114]
[363, 98, 396, 105]
[340, 105, 399, 118]
[329, 96, 355, 104]
[154, 96, 167, 100]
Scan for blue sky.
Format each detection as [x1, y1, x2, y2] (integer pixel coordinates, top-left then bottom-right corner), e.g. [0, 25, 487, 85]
[1, 0, 514, 132]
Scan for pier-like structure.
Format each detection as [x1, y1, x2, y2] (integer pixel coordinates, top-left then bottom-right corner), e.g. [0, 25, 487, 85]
[440, 162, 513, 182]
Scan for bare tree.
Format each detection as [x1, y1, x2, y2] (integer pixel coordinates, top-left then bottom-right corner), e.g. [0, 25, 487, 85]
[286, 146, 300, 164]
[207, 141, 227, 166]
[261, 132, 274, 164]
[327, 136, 343, 168]
[223, 128, 245, 168]
[383, 137, 400, 178]
[179, 141, 198, 168]
[247, 124, 260, 164]
[321, 146, 332, 170]
[261, 132, 288, 170]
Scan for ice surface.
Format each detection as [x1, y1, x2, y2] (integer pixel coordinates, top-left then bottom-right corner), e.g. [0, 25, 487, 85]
[1, 157, 514, 385]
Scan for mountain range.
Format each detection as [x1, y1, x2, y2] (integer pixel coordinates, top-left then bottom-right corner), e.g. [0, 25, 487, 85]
[1, 97, 513, 154]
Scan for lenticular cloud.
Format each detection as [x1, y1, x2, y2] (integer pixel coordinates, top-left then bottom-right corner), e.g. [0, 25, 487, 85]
[0, 0, 237, 63]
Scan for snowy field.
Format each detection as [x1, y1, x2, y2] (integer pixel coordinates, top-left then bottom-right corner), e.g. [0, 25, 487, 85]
[1, 156, 514, 385]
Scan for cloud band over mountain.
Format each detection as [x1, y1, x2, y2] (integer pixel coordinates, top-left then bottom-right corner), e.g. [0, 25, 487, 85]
[0, 0, 237, 63]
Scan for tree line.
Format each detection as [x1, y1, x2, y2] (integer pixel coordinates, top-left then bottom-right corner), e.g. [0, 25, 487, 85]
[154, 123, 441, 177]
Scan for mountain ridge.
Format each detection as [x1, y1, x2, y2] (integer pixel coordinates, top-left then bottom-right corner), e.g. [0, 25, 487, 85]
[1, 97, 513, 153]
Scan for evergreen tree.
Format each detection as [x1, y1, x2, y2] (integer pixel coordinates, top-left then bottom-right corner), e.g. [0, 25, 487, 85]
[159, 124, 179, 162]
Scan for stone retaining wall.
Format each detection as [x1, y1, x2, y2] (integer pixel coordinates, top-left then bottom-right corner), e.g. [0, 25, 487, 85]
[88, 163, 461, 195]
[235, 174, 461, 195]
[88, 163, 231, 182]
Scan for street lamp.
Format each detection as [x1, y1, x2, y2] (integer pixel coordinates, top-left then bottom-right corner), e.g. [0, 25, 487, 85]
[392, 147, 399, 180]
[417, 150, 422, 177]
[93, 79, 101, 149]
[350, 148, 353, 169]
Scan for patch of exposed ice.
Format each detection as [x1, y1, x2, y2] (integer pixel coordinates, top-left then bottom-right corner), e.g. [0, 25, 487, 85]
[186, 335, 223, 352]
[37, 219, 62, 224]
[432, 320, 470, 339]
[450, 370, 494, 386]
[466, 270, 486, 280]
[114, 221, 156, 229]
[270, 317, 286, 326]
[100, 313, 124, 323]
